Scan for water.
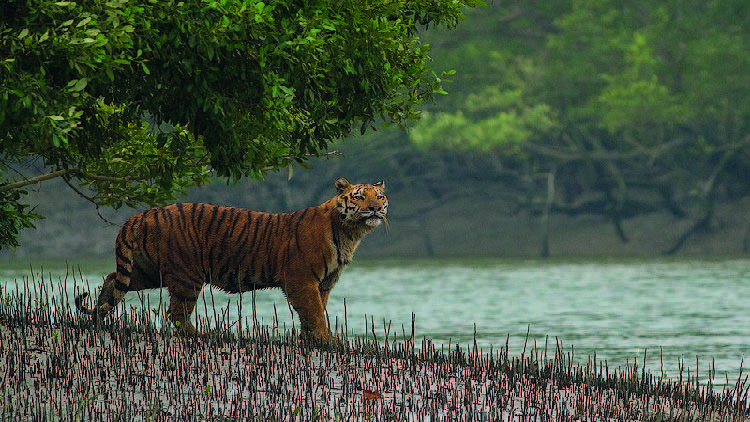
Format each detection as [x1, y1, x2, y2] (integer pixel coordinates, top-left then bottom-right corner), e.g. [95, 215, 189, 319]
[2, 258, 749, 388]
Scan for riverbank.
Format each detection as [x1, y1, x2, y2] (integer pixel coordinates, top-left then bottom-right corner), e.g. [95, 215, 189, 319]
[1, 280, 748, 421]
[5, 175, 750, 260]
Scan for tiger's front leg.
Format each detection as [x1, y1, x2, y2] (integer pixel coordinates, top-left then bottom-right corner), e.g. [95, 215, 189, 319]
[283, 282, 331, 342]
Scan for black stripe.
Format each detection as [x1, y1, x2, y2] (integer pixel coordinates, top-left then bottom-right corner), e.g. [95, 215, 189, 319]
[189, 203, 203, 232]
[205, 207, 223, 275]
[256, 214, 279, 285]
[153, 205, 163, 228]
[119, 218, 140, 255]
[185, 204, 204, 271]
[183, 204, 204, 271]
[266, 214, 283, 280]
[116, 265, 131, 279]
[162, 204, 174, 227]
[176, 203, 186, 222]
[231, 210, 253, 255]
[331, 218, 343, 265]
[173, 204, 194, 272]
[213, 209, 241, 284]
[248, 213, 270, 283]
[270, 214, 283, 246]
[194, 203, 209, 228]
[229, 212, 256, 289]
[292, 208, 309, 255]
[257, 214, 275, 256]
[342, 196, 349, 213]
[163, 205, 194, 270]
[115, 249, 131, 266]
[114, 280, 129, 292]
[143, 208, 161, 265]
[208, 207, 234, 271]
[140, 220, 154, 265]
[204, 204, 221, 236]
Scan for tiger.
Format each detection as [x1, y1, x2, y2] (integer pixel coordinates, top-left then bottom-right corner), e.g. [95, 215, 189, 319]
[75, 178, 388, 342]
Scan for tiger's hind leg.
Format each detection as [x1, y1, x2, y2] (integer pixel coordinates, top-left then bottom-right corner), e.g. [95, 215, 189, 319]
[166, 277, 205, 336]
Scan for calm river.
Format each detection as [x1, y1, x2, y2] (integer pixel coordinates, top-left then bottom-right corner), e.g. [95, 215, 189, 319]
[2, 258, 749, 388]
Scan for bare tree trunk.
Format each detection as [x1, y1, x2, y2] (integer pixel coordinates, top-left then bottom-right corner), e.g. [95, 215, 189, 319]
[540, 167, 556, 258]
[664, 149, 734, 255]
[663, 207, 713, 255]
[419, 217, 435, 258]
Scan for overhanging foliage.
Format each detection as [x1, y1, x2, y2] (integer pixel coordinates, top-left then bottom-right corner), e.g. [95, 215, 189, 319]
[0, 0, 481, 249]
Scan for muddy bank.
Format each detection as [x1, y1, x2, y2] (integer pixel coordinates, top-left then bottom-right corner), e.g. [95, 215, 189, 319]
[1, 275, 749, 421]
[3, 316, 749, 421]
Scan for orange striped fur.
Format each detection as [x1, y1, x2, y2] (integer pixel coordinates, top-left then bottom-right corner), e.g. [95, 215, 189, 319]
[75, 178, 388, 341]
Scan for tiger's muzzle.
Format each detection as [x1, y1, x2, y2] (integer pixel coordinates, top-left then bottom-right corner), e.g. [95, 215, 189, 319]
[360, 207, 387, 226]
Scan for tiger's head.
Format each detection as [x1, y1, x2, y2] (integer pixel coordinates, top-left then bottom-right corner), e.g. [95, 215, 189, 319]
[335, 178, 388, 227]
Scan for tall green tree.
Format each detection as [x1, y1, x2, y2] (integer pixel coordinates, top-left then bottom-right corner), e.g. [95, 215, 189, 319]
[0, 0, 480, 250]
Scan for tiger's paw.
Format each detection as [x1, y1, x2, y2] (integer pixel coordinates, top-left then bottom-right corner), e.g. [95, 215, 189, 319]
[301, 332, 345, 349]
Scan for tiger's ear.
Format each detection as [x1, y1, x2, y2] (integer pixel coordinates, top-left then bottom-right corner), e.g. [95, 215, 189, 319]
[335, 178, 351, 193]
[373, 181, 385, 190]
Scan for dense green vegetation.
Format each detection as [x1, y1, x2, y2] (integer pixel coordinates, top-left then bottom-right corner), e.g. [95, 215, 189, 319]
[0, 0, 478, 250]
[3, 1, 750, 255]
[407, 1, 750, 252]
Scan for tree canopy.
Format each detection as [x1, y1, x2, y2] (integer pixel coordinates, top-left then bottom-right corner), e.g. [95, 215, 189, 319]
[409, 0, 750, 252]
[0, 0, 479, 250]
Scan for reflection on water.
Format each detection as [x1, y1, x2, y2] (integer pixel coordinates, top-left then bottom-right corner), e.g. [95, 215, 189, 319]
[2, 258, 749, 387]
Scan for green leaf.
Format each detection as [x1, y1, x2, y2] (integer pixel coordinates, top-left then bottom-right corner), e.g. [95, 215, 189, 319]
[343, 60, 355, 74]
[70, 78, 88, 92]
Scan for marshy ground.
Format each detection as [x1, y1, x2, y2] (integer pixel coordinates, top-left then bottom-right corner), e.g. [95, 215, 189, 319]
[1, 275, 749, 421]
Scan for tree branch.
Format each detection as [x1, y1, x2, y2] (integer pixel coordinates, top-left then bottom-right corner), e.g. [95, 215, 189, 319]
[61, 176, 119, 226]
[0, 168, 147, 194]
[0, 169, 70, 193]
[76, 171, 146, 183]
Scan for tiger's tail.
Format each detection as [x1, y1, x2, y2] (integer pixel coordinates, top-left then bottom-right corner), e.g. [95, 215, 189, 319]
[74, 292, 99, 316]
[74, 271, 120, 321]
[76, 216, 139, 322]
